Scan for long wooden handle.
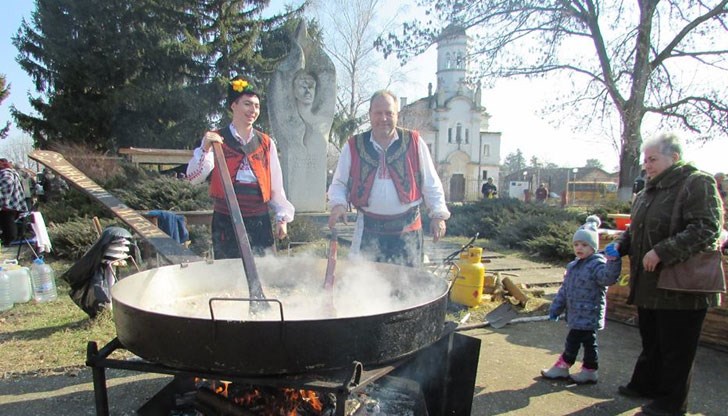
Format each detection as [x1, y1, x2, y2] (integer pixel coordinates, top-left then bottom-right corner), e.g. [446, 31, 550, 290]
[324, 228, 337, 290]
[211, 142, 267, 303]
[29, 150, 201, 265]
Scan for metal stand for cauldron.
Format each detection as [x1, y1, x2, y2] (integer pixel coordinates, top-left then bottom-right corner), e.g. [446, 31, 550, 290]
[86, 323, 481, 416]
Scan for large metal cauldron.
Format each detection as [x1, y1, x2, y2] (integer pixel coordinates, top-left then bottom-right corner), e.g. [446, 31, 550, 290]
[111, 256, 449, 375]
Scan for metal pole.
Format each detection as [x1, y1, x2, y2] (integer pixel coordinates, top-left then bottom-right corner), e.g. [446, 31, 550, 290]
[87, 341, 110, 416]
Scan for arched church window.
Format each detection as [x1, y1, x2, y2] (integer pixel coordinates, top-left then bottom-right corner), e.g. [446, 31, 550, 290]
[448, 128, 453, 143]
[465, 129, 469, 144]
[456, 52, 464, 68]
[446, 52, 452, 69]
[456, 123, 463, 144]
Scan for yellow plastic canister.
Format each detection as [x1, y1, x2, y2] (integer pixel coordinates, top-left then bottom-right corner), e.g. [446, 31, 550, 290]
[450, 247, 486, 307]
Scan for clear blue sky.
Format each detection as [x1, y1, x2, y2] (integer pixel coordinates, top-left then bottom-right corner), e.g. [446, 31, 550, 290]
[1, 0, 34, 138]
[1, 1, 724, 174]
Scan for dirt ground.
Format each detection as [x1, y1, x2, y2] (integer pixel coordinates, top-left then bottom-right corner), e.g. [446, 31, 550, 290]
[0, 319, 726, 415]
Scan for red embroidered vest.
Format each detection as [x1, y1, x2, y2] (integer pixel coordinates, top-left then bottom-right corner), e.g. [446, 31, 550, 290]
[208, 128, 272, 215]
[347, 128, 423, 208]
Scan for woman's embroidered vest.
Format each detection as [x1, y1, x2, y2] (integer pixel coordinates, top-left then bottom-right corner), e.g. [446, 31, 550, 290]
[208, 128, 272, 204]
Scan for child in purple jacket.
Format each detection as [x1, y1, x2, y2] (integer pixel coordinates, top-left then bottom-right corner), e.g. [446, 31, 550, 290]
[541, 215, 622, 384]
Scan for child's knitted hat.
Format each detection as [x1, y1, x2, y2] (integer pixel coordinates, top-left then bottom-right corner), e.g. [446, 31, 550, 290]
[573, 215, 601, 250]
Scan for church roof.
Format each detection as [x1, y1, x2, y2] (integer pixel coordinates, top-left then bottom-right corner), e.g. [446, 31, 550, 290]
[438, 23, 467, 40]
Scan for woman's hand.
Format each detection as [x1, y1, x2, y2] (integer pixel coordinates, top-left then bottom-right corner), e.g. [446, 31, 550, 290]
[642, 249, 661, 272]
[202, 131, 224, 152]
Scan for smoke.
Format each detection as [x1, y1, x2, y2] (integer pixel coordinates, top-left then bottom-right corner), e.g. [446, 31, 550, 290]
[134, 255, 447, 322]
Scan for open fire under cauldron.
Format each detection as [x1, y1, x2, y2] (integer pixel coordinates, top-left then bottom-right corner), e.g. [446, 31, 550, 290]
[87, 321, 480, 416]
[111, 256, 450, 375]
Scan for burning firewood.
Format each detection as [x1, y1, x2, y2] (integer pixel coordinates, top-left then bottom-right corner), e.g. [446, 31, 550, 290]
[195, 387, 255, 416]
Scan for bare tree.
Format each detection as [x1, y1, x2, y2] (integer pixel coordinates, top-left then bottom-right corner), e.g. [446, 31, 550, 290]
[0, 74, 10, 139]
[377, 1, 728, 199]
[308, 0, 405, 148]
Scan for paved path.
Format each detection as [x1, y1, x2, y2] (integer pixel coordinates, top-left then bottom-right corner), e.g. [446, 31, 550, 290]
[1, 320, 725, 415]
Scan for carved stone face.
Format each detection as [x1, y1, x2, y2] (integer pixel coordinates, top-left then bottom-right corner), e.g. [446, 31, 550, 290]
[294, 73, 316, 105]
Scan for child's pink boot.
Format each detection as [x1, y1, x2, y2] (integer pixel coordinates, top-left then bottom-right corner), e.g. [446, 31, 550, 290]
[540, 355, 571, 379]
[570, 366, 599, 384]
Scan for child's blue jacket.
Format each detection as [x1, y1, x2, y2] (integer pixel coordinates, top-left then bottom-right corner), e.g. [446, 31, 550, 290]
[550, 253, 622, 331]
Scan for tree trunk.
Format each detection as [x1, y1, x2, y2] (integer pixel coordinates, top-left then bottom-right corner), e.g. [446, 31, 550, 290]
[618, 106, 644, 201]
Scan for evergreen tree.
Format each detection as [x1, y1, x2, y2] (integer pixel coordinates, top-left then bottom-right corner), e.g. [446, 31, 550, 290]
[11, 0, 304, 151]
[585, 158, 603, 170]
[502, 149, 526, 175]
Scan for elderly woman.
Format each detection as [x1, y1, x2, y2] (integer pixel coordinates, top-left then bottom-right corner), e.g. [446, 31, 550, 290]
[608, 133, 723, 416]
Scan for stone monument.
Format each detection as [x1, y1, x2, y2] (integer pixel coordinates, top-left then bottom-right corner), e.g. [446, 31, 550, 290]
[269, 20, 336, 212]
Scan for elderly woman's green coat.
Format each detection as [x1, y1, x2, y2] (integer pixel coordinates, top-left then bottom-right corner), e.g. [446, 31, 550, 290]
[617, 161, 723, 309]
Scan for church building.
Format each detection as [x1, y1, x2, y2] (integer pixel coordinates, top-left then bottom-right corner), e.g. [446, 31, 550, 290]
[398, 24, 502, 202]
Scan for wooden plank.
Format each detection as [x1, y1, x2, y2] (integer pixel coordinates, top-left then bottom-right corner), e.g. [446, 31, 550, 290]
[29, 150, 201, 265]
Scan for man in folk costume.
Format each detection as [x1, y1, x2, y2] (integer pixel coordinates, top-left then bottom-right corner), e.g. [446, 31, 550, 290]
[327, 90, 450, 267]
[187, 75, 294, 257]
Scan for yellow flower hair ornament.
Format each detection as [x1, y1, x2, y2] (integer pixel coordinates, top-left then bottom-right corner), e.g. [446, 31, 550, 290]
[231, 79, 250, 93]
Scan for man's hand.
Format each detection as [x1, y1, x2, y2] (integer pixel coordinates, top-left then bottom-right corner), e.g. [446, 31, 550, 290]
[275, 222, 288, 240]
[328, 205, 348, 229]
[430, 218, 446, 242]
[202, 131, 224, 152]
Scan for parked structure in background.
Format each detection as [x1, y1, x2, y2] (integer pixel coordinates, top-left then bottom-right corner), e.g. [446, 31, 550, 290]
[398, 24, 502, 203]
[502, 167, 618, 204]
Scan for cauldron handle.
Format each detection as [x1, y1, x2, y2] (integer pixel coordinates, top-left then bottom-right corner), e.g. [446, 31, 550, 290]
[208, 297, 285, 322]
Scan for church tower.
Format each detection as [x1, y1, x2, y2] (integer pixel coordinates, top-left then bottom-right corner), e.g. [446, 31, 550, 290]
[398, 23, 501, 203]
[436, 24, 473, 104]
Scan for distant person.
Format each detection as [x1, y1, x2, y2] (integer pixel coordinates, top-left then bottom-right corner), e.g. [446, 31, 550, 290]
[541, 215, 621, 384]
[606, 133, 723, 416]
[714, 172, 726, 199]
[0, 158, 28, 245]
[39, 168, 68, 203]
[15, 162, 36, 210]
[632, 169, 647, 202]
[327, 90, 450, 267]
[481, 177, 497, 199]
[535, 183, 549, 204]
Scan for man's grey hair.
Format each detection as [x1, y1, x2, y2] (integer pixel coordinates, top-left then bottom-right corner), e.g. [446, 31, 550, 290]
[369, 90, 399, 112]
[642, 132, 683, 158]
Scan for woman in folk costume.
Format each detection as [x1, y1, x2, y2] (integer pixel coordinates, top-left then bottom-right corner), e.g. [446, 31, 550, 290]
[187, 76, 294, 257]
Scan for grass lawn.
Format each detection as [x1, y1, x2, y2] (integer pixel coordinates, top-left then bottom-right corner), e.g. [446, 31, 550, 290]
[0, 260, 125, 376]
